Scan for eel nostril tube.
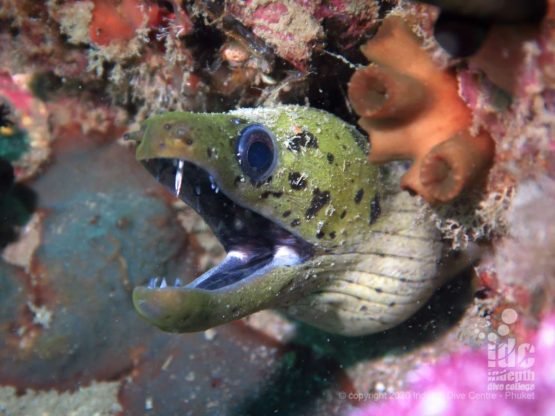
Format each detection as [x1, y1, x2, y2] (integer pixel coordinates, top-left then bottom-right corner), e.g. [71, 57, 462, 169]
[348, 65, 427, 120]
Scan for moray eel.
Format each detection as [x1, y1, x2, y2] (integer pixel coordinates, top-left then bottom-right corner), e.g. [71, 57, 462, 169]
[130, 105, 450, 336]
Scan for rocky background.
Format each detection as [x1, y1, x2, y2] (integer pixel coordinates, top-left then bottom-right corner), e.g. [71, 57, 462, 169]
[0, 1, 553, 415]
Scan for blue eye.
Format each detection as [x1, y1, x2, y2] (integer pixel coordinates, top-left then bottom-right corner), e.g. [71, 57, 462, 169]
[236, 124, 277, 183]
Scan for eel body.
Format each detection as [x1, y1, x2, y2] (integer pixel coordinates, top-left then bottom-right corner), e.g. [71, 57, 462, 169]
[130, 105, 447, 336]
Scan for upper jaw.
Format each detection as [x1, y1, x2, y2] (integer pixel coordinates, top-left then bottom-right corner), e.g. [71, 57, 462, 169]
[140, 157, 314, 265]
[132, 157, 314, 332]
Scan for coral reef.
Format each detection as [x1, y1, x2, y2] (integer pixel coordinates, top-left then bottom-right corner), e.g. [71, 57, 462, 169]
[348, 15, 495, 204]
[495, 177, 555, 295]
[0, 0, 553, 414]
[350, 312, 555, 416]
[226, 0, 380, 70]
[88, 0, 162, 47]
[0, 72, 51, 180]
[0, 382, 122, 416]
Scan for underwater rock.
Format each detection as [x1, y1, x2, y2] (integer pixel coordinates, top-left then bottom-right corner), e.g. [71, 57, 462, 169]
[226, 0, 380, 69]
[226, 0, 323, 70]
[0, 381, 122, 416]
[0, 2, 90, 80]
[0, 138, 193, 389]
[117, 324, 352, 416]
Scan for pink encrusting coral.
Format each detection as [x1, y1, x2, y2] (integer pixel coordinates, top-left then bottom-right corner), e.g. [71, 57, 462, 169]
[227, 0, 380, 69]
[350, 314, 555, 416]
[446, 0, 555, 186]
[476, 176, 555, 319]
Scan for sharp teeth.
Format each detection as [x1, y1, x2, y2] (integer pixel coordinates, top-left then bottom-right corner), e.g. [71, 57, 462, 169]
[175, 160, 184, 195]
[148, 277, 158, 288]
[174, 278, 183, 287]
[160, 278, 168, 288]
[209, 175, 220, 194]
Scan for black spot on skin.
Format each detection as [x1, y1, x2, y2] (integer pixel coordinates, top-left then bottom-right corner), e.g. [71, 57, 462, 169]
[207, 148, 213, 158]
[389, 302, 396, 307]
[316, 230, 325, 239]
[163, 123, 172, 130]
[369, 193, 381, 225]
[375, 287, 383, 293]
[261, 191, 283, 199]
[360, 305, 368, 311]
[305, 188, 331, 219]
[282, 210, 292, 218]
[326, 153, 335, 164]
[286, 131, 318, 152]
[291, 219, 301, 227]
[354, 189, 364, 204]
[340, 210, 347, 219]
[185, 138, 194, 145]
[329, 231, 336, 239]
[266, 176, 273, 184]
[288, 172, 307, 190]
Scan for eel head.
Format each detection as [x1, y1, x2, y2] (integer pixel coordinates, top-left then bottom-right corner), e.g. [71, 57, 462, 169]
[130, 106, 378, 333]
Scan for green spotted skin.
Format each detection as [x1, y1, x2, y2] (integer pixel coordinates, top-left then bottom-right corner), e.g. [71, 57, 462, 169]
[132, 105, 446, 336]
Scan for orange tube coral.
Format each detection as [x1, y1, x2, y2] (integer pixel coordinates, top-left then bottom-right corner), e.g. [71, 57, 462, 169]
[349, 64, 427, 120]
[418, 131, 495, 202]
[348, 15, 495, 204]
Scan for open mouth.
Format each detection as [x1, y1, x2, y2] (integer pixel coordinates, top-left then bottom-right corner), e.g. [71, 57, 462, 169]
[141, 158, 314, 291]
